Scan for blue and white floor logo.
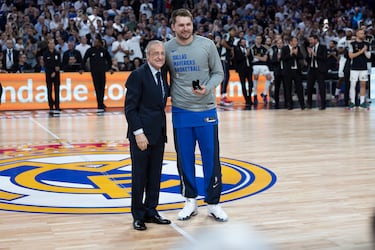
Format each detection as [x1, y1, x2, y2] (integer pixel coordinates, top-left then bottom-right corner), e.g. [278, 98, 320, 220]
[0, 143, 277, 214]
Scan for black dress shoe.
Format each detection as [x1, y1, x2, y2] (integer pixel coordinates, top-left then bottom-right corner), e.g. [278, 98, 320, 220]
[319, 107, 326, 110]
[133, 220, 147, 230]
[145, 215, 171, 224]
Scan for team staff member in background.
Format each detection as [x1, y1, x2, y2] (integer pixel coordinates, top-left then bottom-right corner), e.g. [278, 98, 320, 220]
[125, 40, 170, 231]
[234, 37, 253, 109]
[43, 39, 61, 114]
[251, 35, 273, 106]
[281, 36, 306, 110]
[81, 35, 113, 112]
[306, 34, 328, 110]
[0, 83, 2, 105]
[348, 29, 371, 109]
[219, 27, 237, 106]
[165, 8, 228, 222]
[269, 38, 285, 109]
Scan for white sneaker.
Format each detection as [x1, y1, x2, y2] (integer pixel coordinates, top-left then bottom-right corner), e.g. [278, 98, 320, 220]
[178, 198, 198, 220]
[208, 204, 228, 222]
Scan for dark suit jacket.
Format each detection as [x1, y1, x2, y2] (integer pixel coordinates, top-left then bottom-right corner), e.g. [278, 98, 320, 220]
[281, 45, 304, 75]
[125, 63, 169, 145]
[306, 44, 328, 73]
[2, 49, 19, 73]
[62, 49, 83, 72]
[234, 45, 253, 74]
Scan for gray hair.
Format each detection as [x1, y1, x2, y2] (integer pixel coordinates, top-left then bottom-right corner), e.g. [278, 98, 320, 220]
[145, 40, 165, 55]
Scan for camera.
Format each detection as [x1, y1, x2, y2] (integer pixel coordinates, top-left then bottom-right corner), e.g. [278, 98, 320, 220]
[192, 80, 201, 90]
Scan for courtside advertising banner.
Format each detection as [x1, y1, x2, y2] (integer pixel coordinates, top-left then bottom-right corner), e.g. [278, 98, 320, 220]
[0, 71, 263, 110]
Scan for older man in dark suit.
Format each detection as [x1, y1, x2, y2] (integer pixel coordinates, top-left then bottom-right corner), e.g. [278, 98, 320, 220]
[306, 34, 328, 110]
[125, 40, 170, 231]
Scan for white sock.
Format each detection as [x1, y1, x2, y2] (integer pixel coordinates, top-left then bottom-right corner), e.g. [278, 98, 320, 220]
[263, 80, 271, 96]
[360, 96, 365, 104]
[349, 81, 356, 104]
[252, 80, 258, 96]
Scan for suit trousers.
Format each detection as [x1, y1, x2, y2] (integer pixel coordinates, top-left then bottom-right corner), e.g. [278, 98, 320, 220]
[283, 70, 305, 109]
[130, 136, 165, 221]
[307, 68, 326, 108]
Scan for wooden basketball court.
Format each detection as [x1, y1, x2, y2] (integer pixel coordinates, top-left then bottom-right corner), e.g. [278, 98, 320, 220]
[0, 104, 374, 250]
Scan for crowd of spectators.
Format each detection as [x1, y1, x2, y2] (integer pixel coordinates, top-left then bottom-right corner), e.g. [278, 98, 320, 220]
[0, 0, 374, 75]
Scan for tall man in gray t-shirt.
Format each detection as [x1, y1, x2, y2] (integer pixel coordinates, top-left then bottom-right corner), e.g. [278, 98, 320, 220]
[165, 8, 228, 222]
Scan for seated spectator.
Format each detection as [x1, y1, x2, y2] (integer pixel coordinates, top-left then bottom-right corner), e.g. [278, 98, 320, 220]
[62, 40, 82, 72]
[2, 39, 19, 73]
[17, 53, 32, 73]
[111, 58, 120, 72]
[132, 57, 143, 70]
[34, 56, 46, 73]
[121, 55, 133, 71]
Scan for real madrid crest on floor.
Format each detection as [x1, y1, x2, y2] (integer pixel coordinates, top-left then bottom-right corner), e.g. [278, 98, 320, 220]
[0, 143, 276, 214]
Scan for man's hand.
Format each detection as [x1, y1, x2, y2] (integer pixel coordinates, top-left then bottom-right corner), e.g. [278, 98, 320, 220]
[193, 85, 206, 95]
[135, 133, 149, 151]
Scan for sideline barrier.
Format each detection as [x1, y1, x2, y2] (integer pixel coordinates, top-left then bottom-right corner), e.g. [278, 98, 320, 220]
[0, 71, 265, 110]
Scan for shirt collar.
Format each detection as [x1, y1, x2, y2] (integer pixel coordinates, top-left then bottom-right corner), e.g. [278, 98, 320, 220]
[148, 63, 160, 75]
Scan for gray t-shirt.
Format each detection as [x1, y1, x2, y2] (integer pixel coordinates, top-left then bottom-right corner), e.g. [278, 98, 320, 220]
[165, 35, 224, 111]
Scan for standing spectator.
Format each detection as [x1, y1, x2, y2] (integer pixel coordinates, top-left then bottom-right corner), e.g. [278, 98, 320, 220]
[157, 18, 173, 38]
[234, 37, 253, 109]
[112, 32, 127, 69]
[165, 8, 228, 222]
[24, 35, 38, 68]
[88, 6, 103, 31]
[139, 0, 153, 19]
[125, 40, 170, 231]
[43, 39, 61, 113]
[55, 35, 68, 61]
[112, 15, 125, 35]
[124, 30, 143, 61]
[81, 35, 113, 112]
[281, 36, 306, 110]
[75, 36, 91, 59]
[50, 13, 62, 33]
[157, 26, 174, 42]
[348, 29, 371, 109]
[306, 34, 328, 110]
[77, 13, 91, 37]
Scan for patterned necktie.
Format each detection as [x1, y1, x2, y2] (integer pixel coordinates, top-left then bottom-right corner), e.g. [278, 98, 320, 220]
[156, 71, 164, 102]
[8, 49, 12, 62]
